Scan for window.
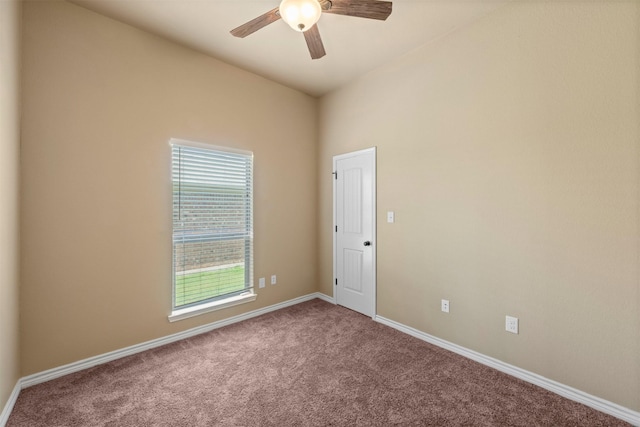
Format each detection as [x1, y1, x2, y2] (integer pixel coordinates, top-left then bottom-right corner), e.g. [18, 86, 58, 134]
[169, 139, 255, 321]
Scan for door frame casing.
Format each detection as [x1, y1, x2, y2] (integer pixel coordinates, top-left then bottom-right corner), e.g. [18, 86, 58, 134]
[332, 147, 377, 319]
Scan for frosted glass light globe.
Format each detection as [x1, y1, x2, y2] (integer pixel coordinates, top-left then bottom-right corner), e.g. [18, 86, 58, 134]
[279, 0, 322, 32]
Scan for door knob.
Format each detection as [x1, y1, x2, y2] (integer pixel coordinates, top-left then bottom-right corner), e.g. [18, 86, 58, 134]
[363, 241, 371, 246]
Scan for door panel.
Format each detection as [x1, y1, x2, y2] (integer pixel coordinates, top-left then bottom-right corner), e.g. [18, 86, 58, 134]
[343, 168, 362, 234]
[334, 148, 376, 317]
[343, 249, 363, 293]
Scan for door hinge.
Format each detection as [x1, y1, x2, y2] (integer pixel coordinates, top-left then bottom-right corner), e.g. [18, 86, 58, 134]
[335, 225, 337, 232]
[332, 171, 337, 180]
[335, 278, 338, 285]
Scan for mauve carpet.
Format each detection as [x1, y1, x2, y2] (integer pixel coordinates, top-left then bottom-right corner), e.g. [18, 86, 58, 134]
[7, 299, 629, 426]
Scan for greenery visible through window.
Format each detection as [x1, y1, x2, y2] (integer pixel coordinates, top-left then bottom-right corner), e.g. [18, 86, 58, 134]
[171, 141, 253, 310]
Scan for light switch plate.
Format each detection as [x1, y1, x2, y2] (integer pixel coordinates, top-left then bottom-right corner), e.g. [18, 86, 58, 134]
[387, 211, 395, 223]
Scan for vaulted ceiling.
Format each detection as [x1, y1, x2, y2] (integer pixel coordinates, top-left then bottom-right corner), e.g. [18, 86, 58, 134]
[69, 0, 510, 96]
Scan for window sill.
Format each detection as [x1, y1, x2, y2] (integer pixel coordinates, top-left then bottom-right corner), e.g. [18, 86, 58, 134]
[168, 292, 257, 323]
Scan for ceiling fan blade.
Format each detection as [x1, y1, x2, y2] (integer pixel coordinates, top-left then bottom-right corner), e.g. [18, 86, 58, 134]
[230, 7, 281, 38]
[303, 24, 326, 60]
[324, 0, 392, 21]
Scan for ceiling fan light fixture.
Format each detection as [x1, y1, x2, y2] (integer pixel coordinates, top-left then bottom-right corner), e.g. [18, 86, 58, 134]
[279, 0, 322, 32]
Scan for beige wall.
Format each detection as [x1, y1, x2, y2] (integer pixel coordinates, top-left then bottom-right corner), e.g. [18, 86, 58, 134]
[319, 1, 639, 411]
[20, 0, 317, 375]
[0, 0, 22, 412]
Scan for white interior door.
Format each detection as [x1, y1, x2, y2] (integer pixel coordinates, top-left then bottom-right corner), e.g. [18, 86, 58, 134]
[333, 148, 376, 318]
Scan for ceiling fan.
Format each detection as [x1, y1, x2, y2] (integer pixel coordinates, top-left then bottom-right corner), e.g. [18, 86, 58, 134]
[230, 0, 393, 60]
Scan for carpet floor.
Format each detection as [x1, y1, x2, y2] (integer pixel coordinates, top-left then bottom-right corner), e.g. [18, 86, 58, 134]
[7, 299, 629, 426]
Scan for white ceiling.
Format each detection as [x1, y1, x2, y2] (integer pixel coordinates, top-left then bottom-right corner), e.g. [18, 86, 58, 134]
[69, 0, 510, 97]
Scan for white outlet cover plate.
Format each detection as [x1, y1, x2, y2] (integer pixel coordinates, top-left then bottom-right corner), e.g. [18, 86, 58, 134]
[506, 315, 519, 334]
[441, 299, 449, 313]
[258, 277, 265, 288]
[271, 275, 277, 285]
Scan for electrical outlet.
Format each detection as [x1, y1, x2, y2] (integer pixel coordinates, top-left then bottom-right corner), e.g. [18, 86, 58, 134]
[505, 315, 519, 334]
[258, 277, 265, 288]
[441, 299, 449, 313]
[271, 275, 277, 285]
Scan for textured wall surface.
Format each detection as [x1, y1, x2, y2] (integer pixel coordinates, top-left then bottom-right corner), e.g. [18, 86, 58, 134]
[319, 1, 639, 411]
[0, 0, 21, 413]
[20, 0, 318, 375]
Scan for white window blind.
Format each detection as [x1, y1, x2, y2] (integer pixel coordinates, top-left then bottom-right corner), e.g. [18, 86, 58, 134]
[171, 141, 253, 310]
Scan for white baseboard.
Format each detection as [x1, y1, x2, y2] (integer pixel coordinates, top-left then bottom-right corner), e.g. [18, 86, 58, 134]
[20, 292, 323, 389]
[315, 292, 335, 304]
[375, 315, 640, 426]
[0, 382, 20, 427]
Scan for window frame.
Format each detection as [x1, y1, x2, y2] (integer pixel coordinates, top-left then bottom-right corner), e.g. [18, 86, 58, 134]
[168, 138, 256, 322]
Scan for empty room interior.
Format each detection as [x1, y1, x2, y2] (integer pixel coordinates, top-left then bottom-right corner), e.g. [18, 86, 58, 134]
[1, 0, 639, 425]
